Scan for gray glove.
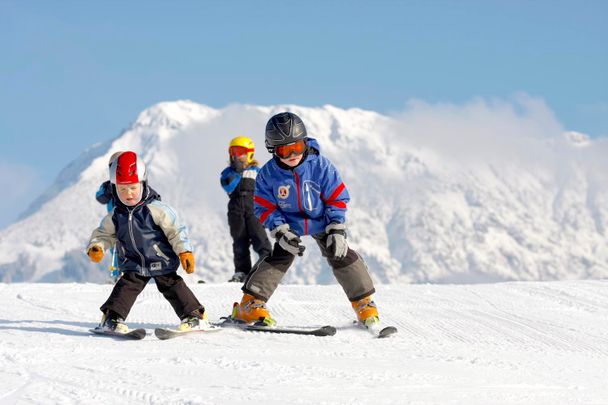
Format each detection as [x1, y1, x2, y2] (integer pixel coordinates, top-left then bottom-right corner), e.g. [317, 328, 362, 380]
[271, 224, 306, 256]
[325, 223, 348, 259]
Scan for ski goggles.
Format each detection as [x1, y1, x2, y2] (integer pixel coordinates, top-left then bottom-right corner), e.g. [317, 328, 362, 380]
[229, 146, 253, 157]
[274, 139, 307, 159]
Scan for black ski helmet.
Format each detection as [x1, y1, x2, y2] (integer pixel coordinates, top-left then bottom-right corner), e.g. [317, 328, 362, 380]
[265, 112, 307, 153]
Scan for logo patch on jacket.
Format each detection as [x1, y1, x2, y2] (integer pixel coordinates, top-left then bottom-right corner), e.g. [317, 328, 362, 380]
[278, 185, 290, 199]
[150, 262, 162, 271]
[302, 180, 322, 211]
[242, 169, 258, 179]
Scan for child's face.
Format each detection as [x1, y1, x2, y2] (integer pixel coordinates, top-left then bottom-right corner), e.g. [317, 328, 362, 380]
[117, 183, 142, 206]
[235, 154, 248, 164]
[279, 154, 303, 167]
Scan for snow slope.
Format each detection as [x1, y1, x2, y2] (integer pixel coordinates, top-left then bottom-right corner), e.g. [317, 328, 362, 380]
[1, 281, 607, 404]
[1, 98, 608, 283]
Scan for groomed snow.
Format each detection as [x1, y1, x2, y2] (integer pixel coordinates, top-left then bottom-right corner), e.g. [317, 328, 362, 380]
[1, 280, 607, 404]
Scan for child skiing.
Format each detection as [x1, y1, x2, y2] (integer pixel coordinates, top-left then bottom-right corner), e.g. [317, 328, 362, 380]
[220, 136, 272, 283]
[229, 112, 383, 331]
[95, 151, 163, 282]
[87, 151, 209, 334]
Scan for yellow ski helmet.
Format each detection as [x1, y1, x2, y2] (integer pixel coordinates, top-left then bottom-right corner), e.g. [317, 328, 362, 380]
[229, 136, 255, 163]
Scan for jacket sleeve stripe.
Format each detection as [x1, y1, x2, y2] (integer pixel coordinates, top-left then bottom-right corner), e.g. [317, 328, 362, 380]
[254, 195, 276, 209]
[259, 207, 276, 223]
[254, 195, 277, 224]
[326, 200, 347, 208]
[323, 182, 346, 204]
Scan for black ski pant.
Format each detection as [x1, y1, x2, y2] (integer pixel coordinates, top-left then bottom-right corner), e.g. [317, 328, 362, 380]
[100, 272, 203, 320]
[228, 200, 272, 275]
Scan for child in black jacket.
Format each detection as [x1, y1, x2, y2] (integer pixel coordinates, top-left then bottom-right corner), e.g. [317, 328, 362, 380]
[87, 151, 209, 333]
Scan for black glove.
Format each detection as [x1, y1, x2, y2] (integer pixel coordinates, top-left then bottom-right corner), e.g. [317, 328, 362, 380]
[230, 157, 245, 172]
[271, 224, 305, 256]
[325, 223, 348, 259]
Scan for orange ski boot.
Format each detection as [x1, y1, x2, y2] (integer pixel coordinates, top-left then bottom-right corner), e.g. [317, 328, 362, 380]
[351, 296, 380, 328]
[231, 294, 276, 326]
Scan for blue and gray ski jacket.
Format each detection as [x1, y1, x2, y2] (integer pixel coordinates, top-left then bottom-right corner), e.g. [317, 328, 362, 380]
[87, 185, 192, 276]
[253, 138, 349, 236]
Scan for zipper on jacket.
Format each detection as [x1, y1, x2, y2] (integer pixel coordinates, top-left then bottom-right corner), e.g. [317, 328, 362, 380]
[128, 208, 146, 271]
[293, 171, 308, 235]
[153, 244, 170, 263]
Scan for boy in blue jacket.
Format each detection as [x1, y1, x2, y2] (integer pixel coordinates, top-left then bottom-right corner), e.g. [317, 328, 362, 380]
[95, 152, 123, 281]
[230, 112, 381, 328]
[87, 151, 208, 333]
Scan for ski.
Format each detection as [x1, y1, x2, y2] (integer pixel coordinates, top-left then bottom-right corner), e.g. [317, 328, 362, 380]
[90, 327, 147, 340]
[154, 326, 222, 340]
[245, 324, 337, 337]
[218, 318, 336, 337]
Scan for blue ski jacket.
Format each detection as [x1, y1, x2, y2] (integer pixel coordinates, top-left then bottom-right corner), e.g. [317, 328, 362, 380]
[254, 138, 349, 236]
[220, 164, 260, 196]
[95, 181, 115, 212]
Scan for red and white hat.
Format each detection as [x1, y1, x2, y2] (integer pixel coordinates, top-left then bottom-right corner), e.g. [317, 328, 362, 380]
[110, 151, 147, 185]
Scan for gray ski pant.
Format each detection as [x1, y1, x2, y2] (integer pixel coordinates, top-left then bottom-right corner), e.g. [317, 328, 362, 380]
[242, 233, 375, 302]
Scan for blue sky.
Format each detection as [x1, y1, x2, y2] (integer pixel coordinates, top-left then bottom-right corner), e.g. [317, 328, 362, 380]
[0, 0, 607, 228]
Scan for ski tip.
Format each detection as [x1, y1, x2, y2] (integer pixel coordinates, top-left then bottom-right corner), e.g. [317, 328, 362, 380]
[378, 326, 398, 338]
[154, 326, 222, 340]
[154, 328, 175, 340]
[130, 329, 147, 339]
[320, 325, 337, 336]
[90, 327, 147, 340]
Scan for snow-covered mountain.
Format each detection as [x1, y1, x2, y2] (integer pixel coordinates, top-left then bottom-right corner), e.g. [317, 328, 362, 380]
[1, 99, 607, 283]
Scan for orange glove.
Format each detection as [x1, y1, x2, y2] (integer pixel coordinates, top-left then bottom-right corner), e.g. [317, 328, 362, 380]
[179, 251, 195, 274]
[88, 246, 104, 263]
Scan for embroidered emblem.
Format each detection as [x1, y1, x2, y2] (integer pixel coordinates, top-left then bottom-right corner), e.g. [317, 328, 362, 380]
[278, 185, 290, 199]
[150, 262, 162, 271]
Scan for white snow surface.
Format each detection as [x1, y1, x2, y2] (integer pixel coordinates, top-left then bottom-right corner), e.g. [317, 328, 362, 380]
[1, 98, 608, 283]
[1, 281, 608, 404]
